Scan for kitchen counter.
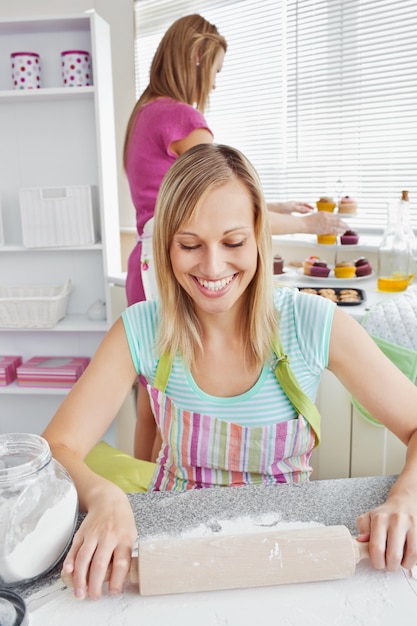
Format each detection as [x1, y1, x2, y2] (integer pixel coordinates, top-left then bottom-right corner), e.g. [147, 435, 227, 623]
[11, 475, 417, 625]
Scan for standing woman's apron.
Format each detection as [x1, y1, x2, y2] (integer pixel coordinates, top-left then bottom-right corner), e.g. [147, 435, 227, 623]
[146, 339, 322, 492]
[140, 217, 158, 301]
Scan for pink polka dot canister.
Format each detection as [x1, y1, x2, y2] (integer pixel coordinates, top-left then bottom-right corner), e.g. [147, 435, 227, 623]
[10, 52, 41, 90]
[61, 50, 92, 87]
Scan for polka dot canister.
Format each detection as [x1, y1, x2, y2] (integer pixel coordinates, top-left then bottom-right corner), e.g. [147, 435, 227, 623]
[61, 50, 92, 87]
[10, 52, 41, 90]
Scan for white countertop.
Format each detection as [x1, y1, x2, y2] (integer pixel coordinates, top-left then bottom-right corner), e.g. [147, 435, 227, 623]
[107, 272, 127, 287]
[25, 566, 417, 625]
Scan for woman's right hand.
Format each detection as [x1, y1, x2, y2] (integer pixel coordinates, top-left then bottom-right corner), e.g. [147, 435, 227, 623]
[61, 486, 138, 600]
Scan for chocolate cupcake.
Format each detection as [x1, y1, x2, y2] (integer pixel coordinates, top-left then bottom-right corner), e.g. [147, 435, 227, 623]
[273, 254, 284, 274]
[340, 230, 359, 245]
[355, 257, 372, 277]
[310, 261, 331, 277]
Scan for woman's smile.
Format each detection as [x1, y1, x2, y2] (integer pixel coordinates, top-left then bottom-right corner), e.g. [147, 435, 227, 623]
[193, 273, 237, 295]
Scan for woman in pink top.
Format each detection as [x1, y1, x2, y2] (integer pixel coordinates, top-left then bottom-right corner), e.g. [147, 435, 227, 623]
[123, 14, 347, 460]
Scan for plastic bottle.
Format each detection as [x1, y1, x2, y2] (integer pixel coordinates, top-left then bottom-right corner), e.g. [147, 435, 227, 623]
[377, 194, 410, 292]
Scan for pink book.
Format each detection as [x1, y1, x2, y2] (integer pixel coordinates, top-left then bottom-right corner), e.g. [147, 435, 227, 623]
[16, 356, 90, 388]
[0, 355, 23, 386]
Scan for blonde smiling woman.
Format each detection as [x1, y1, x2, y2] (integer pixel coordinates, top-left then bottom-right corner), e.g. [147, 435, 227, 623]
[43, 144, 417, 600]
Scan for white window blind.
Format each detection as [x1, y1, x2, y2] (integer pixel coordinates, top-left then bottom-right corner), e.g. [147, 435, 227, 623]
[134, 0, 417, 230]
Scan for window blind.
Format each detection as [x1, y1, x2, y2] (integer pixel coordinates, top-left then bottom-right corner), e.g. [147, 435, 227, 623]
[134, 0, 417, 230]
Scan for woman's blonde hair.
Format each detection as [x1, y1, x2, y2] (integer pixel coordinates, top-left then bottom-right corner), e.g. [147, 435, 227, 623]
[153, 143, 278, 369]
[123, 14, 227, 168]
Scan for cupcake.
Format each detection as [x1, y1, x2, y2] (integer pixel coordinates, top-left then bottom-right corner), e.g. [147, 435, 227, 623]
[310, 261, 331, 278]
[338, 195, 358, 214]
[355, 257, 372, 277]
[334, 261, 356, 279]
[317, 234, 337, 245]
[273, 254, 284, 275]
[303, 255, 320, 276]
[340, 230, 359, 245]
[316, 196, 336, 212]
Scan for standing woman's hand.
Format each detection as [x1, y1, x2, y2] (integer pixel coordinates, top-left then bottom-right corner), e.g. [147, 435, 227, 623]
[268, 200, 314, 214]
[301, 211, 349, 235]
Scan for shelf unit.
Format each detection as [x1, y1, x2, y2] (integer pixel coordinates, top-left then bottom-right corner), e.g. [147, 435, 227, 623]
[0, 12, 121, 438]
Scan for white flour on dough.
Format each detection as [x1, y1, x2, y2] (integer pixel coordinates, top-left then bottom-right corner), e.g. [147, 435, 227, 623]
[143, 513, 324, 542]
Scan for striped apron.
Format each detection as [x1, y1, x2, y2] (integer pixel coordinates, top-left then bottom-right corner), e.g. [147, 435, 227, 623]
[147, 346, 320, 492]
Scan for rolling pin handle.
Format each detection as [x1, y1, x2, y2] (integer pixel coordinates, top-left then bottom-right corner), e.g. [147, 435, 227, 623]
[353, 538, 369, 563]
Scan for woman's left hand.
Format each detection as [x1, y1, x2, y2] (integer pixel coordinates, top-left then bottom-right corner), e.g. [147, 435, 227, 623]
[357, 495, 417, 571]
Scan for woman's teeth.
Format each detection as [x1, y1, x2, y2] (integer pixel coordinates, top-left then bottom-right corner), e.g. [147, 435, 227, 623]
[197, 275, 233, 291]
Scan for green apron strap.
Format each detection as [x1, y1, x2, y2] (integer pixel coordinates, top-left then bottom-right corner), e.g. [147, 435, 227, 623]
[272, 336, 321, 447]
[153, 352, 172, 392]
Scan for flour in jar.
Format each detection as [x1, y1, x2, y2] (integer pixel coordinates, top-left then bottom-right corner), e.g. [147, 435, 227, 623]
[0, 473, 78, 584]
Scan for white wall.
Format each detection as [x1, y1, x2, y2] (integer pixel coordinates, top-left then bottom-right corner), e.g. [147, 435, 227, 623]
[0, 0, 137, 234]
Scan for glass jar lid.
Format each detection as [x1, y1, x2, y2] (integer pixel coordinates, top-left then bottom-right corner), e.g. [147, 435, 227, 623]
[0, 433, 51, 485]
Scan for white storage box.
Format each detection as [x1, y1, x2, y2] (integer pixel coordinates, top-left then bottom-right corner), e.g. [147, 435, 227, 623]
[0, 279, 72, 328]
[19, 186, 99, 247]
[0, 193, 3, 245]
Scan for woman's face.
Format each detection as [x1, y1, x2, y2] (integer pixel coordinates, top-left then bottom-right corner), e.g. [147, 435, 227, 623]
[210, 47, 225, 91]
[170, 178, 258, 318]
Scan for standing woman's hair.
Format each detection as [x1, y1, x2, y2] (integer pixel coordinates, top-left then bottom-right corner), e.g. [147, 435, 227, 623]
[153, 143, 278, 368]
[123, 14, 227, 168]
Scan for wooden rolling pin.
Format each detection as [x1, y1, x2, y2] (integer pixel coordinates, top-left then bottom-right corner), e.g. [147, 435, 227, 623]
[62, 524, 369, 596]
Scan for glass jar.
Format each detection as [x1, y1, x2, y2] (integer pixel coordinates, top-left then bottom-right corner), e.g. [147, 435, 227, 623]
[401, 190, 417, 284]
[377, 197, 410, 292]
[0, 433, 78, 586]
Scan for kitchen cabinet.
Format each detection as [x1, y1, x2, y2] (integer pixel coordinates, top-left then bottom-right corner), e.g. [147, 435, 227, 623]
[0, 12, 121, 440]
[310, 369, 352, 480]
[350, 405, 406, 477]
[312, 367, 407, 481]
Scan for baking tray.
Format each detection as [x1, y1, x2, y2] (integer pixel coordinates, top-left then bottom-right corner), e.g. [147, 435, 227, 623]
[297, 286, 366, 306]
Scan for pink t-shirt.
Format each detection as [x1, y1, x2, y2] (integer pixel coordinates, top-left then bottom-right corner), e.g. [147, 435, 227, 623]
[125, 97, 212, 235]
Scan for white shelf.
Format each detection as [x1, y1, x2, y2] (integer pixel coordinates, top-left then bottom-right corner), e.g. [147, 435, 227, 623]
[0, 381, 71, 396]
[0, 243, 102, 252]
[0, 86, 94, 102]
[0, 315, 108, 333]
[0, 14, 91, 35]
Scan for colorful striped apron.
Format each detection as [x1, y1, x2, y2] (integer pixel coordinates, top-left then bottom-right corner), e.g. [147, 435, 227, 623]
[147, 340, 321, 492]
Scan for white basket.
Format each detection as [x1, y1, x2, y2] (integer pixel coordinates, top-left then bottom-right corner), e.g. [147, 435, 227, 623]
[19, 186, 99, 248]
[0, 279, 72, 328]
